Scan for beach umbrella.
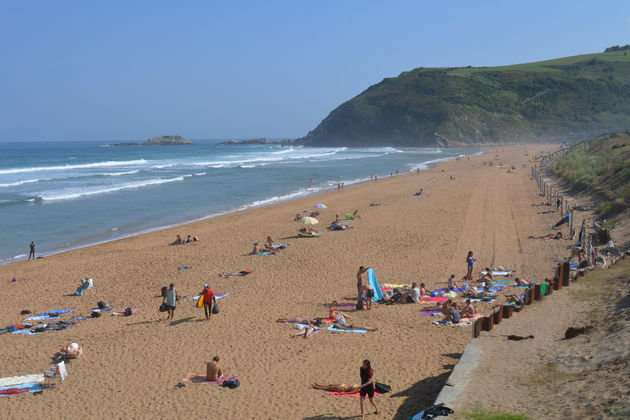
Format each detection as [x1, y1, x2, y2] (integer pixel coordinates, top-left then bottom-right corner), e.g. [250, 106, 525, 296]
[314, 204, 327, 208]
[298, 216, 318, 225]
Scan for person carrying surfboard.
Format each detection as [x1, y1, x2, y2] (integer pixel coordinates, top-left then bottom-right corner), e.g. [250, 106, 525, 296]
[200, 284, 216, 321]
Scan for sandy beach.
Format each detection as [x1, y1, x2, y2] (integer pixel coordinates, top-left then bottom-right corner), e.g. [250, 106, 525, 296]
[0, 144, 570, 419]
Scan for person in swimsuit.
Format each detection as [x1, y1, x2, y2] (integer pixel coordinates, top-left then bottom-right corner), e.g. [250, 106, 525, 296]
[206, 356, 223, 381]
[361, 284, 375, 310]
[359, 360, 378, 419]
[291, 320, 324, 338]
[162, 283, 180, 321]
[312, 382, 359, 393]
[356, 266, 370, 299]
[333, 312, 377, 331]
[466, 251, 476, 280]
[447, 275, 458, 290]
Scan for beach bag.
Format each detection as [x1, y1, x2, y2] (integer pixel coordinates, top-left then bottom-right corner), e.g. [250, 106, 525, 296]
[222, 378, 239, 389]
[91, 311, 101, 318]
[374, 382, 391, 394]
[212, 303, 220, 314]
[159, 303, 168, 312]
[124, 307, 133, 316]
[161, 286, 168, 297]
[97, 301, 107, 309]
[355, 300, 363, 310]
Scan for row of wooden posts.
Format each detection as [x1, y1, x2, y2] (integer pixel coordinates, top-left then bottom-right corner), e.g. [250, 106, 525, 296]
[472, 261, 575, 338]
[531, 163, 573, 233]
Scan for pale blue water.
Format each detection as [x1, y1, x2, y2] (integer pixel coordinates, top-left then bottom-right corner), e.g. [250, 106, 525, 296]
[0, 140, 480, 263]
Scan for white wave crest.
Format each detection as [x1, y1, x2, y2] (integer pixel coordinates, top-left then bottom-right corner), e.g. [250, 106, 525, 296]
[39, 176, 185, 201]
[193, 172, 206, 176]
[0, 159, 148, 175]
[104, 170, 140, 176]
[0, 179, 41, 188]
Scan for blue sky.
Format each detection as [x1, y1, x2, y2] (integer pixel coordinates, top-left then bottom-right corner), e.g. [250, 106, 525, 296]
[1, 1, 629, 142]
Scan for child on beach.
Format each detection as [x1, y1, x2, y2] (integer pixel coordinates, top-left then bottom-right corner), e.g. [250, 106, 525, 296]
[465, 251, 476, 280]
[447, 275, 458, 289]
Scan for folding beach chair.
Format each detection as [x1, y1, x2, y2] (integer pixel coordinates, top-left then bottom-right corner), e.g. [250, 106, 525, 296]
[44, 361, 67, 382]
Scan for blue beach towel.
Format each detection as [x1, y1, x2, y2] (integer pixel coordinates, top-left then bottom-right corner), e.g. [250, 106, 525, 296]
[0, 382, 43, 395]
[177, 266, 192, 270]
[24, 310, 73, 321]
[367, 268, 384, 302]
[327, 325, 367, 334]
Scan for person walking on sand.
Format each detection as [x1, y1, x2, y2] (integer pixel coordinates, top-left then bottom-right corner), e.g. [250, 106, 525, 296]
[200, 284, 216, 321]
[465, 251, 476, 280]
[359, 360, 378, 419]
[206, 356, 223, 381]
[163, 283, 180, 321]
[28, 241, 35, 260]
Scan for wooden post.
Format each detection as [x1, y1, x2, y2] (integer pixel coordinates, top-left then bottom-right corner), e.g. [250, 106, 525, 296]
[561, 262, 570, 286]
[493, 306, 503, 324]
[534, 284, 542, 300]
[503, 305, 514, 318]
[482, 314, 494, 331]
[473, 317, 482, 338]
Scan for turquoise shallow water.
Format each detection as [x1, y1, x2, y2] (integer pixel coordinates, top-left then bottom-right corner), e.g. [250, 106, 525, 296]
[0, 140, 480, 263]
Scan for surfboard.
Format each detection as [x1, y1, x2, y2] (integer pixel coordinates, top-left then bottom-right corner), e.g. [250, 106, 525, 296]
[197, 295, 204, 308]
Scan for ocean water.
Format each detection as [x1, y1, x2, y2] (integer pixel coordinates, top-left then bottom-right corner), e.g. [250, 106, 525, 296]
[0, 140, 480, 263]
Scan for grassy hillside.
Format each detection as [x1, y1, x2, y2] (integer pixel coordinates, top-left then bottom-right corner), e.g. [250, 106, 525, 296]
[299, 50, 630, 147]
[551, 131, 630, 216]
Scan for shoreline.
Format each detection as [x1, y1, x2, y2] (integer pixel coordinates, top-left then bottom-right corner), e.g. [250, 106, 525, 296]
[1, 151, 484, 266]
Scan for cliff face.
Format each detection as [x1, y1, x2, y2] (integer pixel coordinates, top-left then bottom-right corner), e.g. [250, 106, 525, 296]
[298, 51, 630, 147]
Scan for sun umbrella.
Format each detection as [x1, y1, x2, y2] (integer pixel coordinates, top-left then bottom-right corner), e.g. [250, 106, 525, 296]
[298, 216, 318, 225]
[314, 204, 327, 208]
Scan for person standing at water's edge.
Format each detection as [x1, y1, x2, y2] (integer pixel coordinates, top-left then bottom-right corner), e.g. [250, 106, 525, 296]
[163, 283, 180, 321]
[28, 241, 35, 260]
[359, 359, 378, 419]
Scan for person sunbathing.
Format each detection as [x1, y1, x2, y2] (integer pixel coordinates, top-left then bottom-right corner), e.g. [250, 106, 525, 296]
[444, 302, 461, 324]
[447, 275, 458, 290]
[462, 285, 490, 299]
[206, 356, 223, 381]
[352, 210, 360, 219]
[262, 236, 278, 252]
[419, 283, 429, 297]
[480, 268, 493, 283]
[505, 294, 523, 306]
[312, 382, 359, 393]
[299, 227, 314, 234]
[330, 222, 349, 231]
[173, 235, 183, 245]
[514, 277, 530, 286]
[460, 299, 477, 318]
[276, 317, 317, 324]
[249, 243, 260, 255]
[292, 320, 324, 338]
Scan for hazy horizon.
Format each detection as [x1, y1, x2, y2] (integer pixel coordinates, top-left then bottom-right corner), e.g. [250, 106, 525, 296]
[1, 1, 629, 142]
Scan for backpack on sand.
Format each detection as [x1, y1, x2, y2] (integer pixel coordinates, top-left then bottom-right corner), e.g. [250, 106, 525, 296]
[222, 378, 239, 389]
[124, 307, 133, 316]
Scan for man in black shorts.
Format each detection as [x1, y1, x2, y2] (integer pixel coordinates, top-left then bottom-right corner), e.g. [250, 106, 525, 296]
[361, 284, 375, 310]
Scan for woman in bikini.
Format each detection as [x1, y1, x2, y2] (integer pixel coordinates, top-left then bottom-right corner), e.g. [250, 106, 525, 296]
[466, 251, 476, 280]
[312, 382, 358, 393]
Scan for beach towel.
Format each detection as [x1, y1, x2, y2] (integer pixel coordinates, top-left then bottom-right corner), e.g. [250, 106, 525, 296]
[177, 266, 192, 270]
[298, 232, 322, 237]
[383, 283, 410, 289]
[329, 390, 380, 397]
[0, 382, 43, 395]
[432, 319, 472, 327]
[251, 252, 271, 256]
[24, 309, 72, 322]
[219, 270, 253, 277]
[411, 194, 424, 197]
[419, 296, 449, 302]
[182, 374, 238, 385]
[12, 329, 42, 335]
[273, 243, 288, 249]
[0, 374, 45, 387]
[192, 293, 228, 302]
[327, 325, 367, 334]
[480, 270, 512, 277]
[367, 268, 384, 302]
[111, 308, 139, 316]
[420, 310, 443, 316]
[90, 307, 115, 312]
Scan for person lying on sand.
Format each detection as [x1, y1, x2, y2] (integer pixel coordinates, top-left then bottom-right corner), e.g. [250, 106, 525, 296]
[514, 277, 531, 287]
[262, 236, 278, 252]
[298, 227, 314, 234]
[276, 317, 320, 324]
[291, 320, 324, 338]
[206, 356, 223, 381]
[462, 285, 490, 299]
[332, 310, 375, 330]
[505, 294, 523, 306]
[312, 382, 359, 393]
[330, 222, 350, 231]
[479, 267, 493, 283]
[352, 209, 360, 219]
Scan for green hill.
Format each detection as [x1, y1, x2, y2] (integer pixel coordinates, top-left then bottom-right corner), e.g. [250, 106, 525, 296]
[298, 50, 630, 147]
